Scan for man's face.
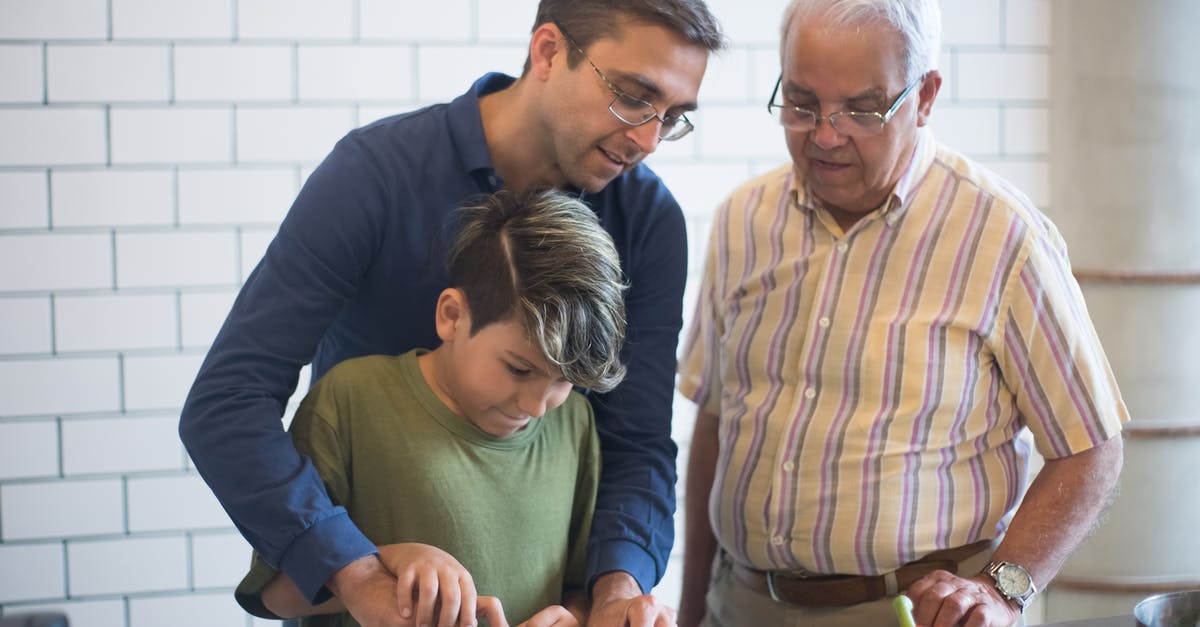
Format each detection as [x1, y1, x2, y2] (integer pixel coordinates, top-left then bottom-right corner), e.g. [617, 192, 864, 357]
[437, 310, 574, 438]
[542, 21, 708, 193]
[780, 18, 936, 222]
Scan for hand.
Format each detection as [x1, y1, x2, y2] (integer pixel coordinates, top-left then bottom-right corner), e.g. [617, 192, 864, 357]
[905, 570, 1020, 627]
[376, 542, 480, 627]
[327, 555, 405, 627]
[476, 596, 509, 627]
[587, 572, 676, 627]
[516, 604, 581, 627]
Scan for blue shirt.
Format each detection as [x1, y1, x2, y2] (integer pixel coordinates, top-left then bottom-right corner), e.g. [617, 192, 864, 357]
[180, 73, 686, 602]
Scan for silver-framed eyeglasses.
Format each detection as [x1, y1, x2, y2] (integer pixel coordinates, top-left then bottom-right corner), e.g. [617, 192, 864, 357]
[767, 74, 925, 137]
[559, 26, 695, 142]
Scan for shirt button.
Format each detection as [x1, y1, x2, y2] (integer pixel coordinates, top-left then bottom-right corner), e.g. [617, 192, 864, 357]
[783, 461, 795, 472]
[836, 243, 848, 253]
[818, 317, 830, 328]
[488, 176, 498, 187]
[804, 388, 816, 399]
[773, 535, 786, 546]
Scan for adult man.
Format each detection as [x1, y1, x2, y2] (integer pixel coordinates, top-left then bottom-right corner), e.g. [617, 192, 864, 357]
[677, 1, 1127, 626]
[179, 2, 724, 626]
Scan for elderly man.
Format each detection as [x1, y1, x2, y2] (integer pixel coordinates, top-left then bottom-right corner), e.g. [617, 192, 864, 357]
[678, 1, 1127, 626]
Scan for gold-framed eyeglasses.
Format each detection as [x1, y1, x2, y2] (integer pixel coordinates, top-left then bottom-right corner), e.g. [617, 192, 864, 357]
[558, 26, 695, 142]
[767, 74, 925, 137]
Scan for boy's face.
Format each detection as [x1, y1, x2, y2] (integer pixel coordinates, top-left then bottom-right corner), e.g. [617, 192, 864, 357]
[430, 289, 575, 437]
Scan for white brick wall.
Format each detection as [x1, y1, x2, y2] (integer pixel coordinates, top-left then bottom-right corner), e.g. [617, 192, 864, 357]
[0, 1, 1049, 624]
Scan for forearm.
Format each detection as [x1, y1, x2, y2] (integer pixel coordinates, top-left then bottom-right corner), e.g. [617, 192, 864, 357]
[679, 409, 719, 627]
[988, 435, 1124, 587]
[262, 570, 347, 618]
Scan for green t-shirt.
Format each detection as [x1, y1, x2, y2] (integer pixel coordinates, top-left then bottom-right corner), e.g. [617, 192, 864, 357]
[236, 349, 599, 626]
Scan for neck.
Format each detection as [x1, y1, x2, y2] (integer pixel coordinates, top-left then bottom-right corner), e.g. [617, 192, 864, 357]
[417, 349, 461, 416]
[479, 78, 565, 192]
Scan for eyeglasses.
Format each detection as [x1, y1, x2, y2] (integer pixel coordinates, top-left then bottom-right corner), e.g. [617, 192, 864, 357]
[559, 27, 695, 142]
[767, 74, 925, 137]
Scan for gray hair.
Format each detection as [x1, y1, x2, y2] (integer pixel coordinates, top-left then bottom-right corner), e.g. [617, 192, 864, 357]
[781, 0, 941, 83]
[447, 189, 628, 392]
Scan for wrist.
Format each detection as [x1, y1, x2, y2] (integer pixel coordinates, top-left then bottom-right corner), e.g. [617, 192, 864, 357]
[981, 560, 1037, 611]
[591, 571, 642, 607]
[327, 554, 384, 597]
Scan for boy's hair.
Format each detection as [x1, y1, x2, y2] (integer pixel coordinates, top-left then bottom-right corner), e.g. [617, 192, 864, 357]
[447, 189, 628, 392]
[522, 0, 726, 74]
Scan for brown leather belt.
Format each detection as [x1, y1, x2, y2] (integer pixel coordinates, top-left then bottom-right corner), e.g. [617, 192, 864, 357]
[730, 539, 992, 608]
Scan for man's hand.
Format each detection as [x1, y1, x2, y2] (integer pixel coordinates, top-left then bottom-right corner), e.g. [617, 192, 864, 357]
[905, 570, 1020, 627]
[587, 572, 677, 627]
[327, 555, 406, 627]
[376, 542, 481, 627]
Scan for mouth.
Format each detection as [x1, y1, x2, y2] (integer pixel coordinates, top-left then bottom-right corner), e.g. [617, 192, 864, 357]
[808, 156, 852, 174]
[598, 146, 631, 168]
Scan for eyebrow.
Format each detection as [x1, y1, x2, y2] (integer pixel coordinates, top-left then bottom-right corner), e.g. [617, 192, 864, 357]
[606, 68, 699, 113]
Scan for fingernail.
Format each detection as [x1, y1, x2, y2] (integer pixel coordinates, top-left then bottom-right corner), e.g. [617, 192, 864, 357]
[400, 608, 412, 618]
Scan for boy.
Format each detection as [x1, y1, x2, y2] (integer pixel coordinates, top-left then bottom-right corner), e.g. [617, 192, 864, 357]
[234, 189, 628, 627]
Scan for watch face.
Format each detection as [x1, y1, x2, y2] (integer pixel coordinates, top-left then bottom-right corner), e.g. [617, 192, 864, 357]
[996, 563, 1032, 595]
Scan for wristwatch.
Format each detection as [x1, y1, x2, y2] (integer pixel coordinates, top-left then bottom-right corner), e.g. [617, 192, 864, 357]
[983, 561, 1037, 609]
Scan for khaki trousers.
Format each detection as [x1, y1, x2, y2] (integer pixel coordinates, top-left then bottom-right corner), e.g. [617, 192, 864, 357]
[700, 546, 1024, 627]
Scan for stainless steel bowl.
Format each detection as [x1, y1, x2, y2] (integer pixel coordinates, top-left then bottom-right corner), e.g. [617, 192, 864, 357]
[1134, 590, 1200, 627]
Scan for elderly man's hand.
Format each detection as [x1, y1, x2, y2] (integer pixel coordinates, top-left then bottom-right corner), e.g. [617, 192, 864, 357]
[905, 570, 1020, 627]
[587, 572, 676, 627]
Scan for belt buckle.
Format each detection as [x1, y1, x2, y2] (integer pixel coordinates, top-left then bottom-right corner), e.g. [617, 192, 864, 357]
[765, 571, 804, 607]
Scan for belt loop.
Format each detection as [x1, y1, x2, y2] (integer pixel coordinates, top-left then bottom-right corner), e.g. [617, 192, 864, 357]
[884, 570, 899, 596]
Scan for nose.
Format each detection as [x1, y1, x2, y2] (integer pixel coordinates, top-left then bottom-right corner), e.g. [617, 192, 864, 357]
[516, 380, 572, 419]
[625, 119, 662, 155]
[809, 116, 848, 150]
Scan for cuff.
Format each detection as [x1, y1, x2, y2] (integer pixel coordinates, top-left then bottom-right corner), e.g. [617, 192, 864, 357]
[587, 539, 659, 598]
[277, 509, 378, 603]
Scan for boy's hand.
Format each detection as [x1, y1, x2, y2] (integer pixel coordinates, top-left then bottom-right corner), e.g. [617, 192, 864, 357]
[515, 604, 581, 627]
[377, 542, 480, 627]
[476, 596, 509, 627]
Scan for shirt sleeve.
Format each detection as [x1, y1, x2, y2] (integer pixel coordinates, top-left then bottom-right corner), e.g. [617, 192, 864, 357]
[583, 178, 688, 593]
[993, 220, 1129, 459]
[179, 134, 385, 602]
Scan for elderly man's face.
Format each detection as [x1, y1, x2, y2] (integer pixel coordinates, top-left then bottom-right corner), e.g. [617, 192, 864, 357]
[780, 18, 938, 227]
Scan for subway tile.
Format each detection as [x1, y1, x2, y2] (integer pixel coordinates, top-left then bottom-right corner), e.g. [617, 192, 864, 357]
[191, 530, 252, 588]
[360, 0, 471, 42]
[0, 356, 120, 417]
[50, 169, 175, 228]
[0, 232, 112, 292]
[940, 0, 1002, 46]
[179, 290, 237, 348]
[651, 162, 757, 220]
[127, 473, 231, 532]
[55, 292, 177, 353]
[1004, 106, 1050, 155]
[62, 414, 184, 475]
[115, 230, 238, 288]
[112, 0, 233, 40]
[67, 535, 188, 596]
[3, 599, 125, 627]
[298, 45, 414, 102]
[706, 0, 790, 47]
[0, 0, 107, 40]
[177, 167, 295, 225]
[239, 228, 277, 280]
[173, 44, 292, 102]
[475, 0, 539, 43]
[130, 592, 249, 627]
[235, 106, 355, 164]
[0, 44, 44, 103]
[1, 478, 123, 540]
[956, 51, 1049, 101]
[930, 105, 1002, 156]
[0, 170, 48, 229]
[110, 106, 232, 165]
[694, 104, 791, 160]
[416, 46, 526, 104]
[0, 419, 59, 479]
[0, 296, 52, 355]
[122, 352, 205, 411]
[698, 47, 753, 105]
[237, 0, 354, 40]
[0, 543, 65, 603]
[47, 44, 170, 103]
[1006, 0, 1051, 47]
[0, 108, 107, 167]
[981, 158, 1051, 208]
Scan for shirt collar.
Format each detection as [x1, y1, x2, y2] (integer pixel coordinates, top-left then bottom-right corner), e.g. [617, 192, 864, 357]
[447, 72, 515, 188]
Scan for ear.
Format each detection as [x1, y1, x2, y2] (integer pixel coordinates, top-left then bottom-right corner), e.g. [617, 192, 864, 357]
[528, 22, 567, 81]
[915, 70, 943, 127]
[434, 288, 471, 343]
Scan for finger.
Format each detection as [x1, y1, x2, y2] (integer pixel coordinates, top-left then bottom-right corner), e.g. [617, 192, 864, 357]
[459, 572, 478, 627]
[415, 571, 441, 627]
[437, 570, 462, 627]
[395, 569, 418, 623]
[477, 596, 508, 627]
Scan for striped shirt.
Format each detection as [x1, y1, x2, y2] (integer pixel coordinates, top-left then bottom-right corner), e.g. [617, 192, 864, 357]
[678, 129, 1128, 575]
